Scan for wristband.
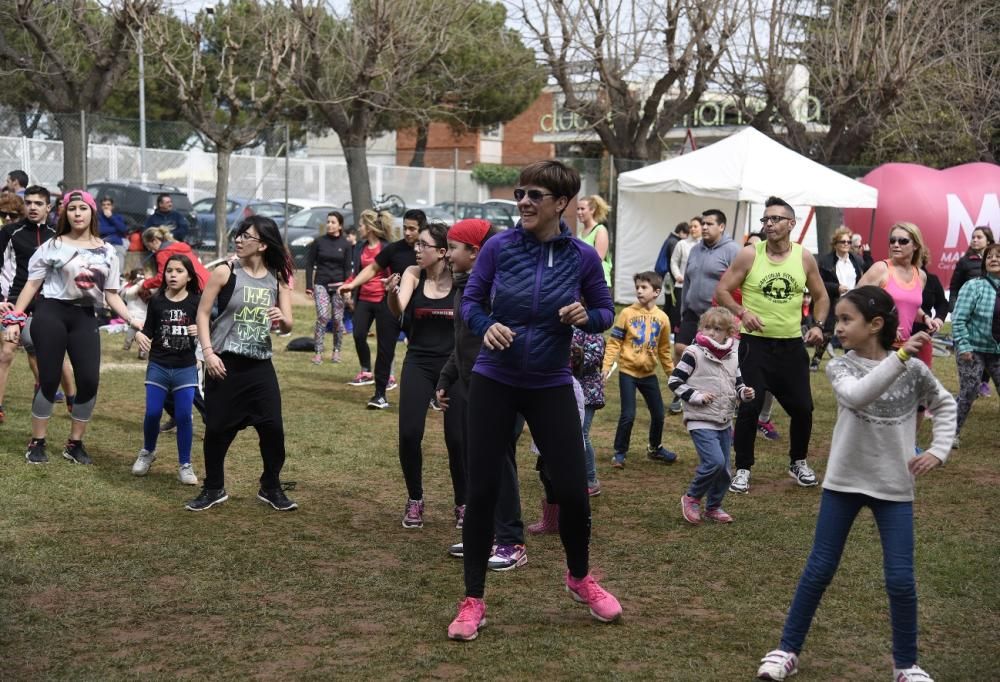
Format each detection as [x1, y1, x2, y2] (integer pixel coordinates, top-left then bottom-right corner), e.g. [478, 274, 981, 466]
[896, 348, 910, 363]
[810, 321, 824, 330]
[2, 310, 27, 328]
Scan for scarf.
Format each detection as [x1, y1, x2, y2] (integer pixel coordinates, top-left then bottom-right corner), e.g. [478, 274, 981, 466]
[694, 332, 734, 360]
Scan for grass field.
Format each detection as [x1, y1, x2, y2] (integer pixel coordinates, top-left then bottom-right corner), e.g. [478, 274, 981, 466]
[1, 295, 997, 680]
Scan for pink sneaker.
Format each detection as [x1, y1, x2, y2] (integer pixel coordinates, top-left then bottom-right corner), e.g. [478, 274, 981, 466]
[565, 572, 622, 623]
[681, 494, 702, 525]
[703, 508, 734, 524]
[448, 597, 486, 641]
[348, 370, 374, 386]
[402, 499, 424, 529]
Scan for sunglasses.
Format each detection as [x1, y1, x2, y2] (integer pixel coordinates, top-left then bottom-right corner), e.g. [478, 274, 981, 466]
[514, 188, 555, 203]
[0, 211, 18, 220]
[888, 236, 911, 246]
[759, 215, 789, 225]
[835, 240, 851, 245]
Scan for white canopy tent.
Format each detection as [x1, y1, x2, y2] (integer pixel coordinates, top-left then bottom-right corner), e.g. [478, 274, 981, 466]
[614, 127, 878, 302]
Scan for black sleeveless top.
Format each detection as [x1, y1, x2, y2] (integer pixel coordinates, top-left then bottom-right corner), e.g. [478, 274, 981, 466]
[406, 270, 455, 360]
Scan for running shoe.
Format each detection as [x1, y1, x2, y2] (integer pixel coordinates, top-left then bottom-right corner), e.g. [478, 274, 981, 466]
[587, 481, 602, 497]
[63, 440, 93, 465]
[952, 435, 960, 450]
[367, 394, 390, 410]
[131, 448, 157, 476]
[160, 418, 177, 433]
[703, 507, 734, 524]
[386, 375, 398, 391]
[454, 504, 465, 530]
[565, 572, 622, 623]
[681, 494, 702, 525]
[25, 438, 47, 464]
[647, 445, 678, 464]
[757, 419, 781, 440]
[668, 397, 682, 414]
[311, 354, 323, 365]
[185, 488, 229, 512]
[54, 390, 65, 402]
[331, 350, 342, 363]
[809, 357, 821, 372]
[448, 597, 486, 641]
[788, 459, 818, 487]
[611, 453, 626, 469]
[757, 649, 799, 680]
[257, 487, 298, 511]
[429, 397, 443, 411]
[893, 664, 935, 681]
[730, 468, 751, 494]
[488, 544, 527, 572]
[980, 381, 991, 398]
[178, 463, 198, 485]
[402, 498, 424, 528]
[448, 542, 464, 558]
[348, 371, 374, 386]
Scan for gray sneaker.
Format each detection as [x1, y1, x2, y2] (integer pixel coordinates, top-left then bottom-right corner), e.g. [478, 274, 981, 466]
[669, 397, 682, 414]
[177, 463, 198, 485]
[132, 449, 157, 476]
[788, 459, 818, 487]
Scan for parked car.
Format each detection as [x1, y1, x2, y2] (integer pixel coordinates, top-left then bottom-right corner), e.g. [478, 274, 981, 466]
[86, 180, 197, 239]
[191, 197, 289, 249]
[278, 205, 356, 268]
[433, 201, 517, 229]
[269, 198, 327, 215]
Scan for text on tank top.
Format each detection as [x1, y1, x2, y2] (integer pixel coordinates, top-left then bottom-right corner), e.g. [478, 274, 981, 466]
[406, 270, 455, 358]
[210, 261, 278, 360]
[881, 259, 922, 344]
[740, 241, 807, 338]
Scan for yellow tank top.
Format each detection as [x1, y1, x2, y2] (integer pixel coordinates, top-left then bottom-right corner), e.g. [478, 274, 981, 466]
[740, 241, 806, 338]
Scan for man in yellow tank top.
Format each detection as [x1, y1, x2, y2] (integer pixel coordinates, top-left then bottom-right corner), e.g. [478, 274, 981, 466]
[715, 197, 829, 495]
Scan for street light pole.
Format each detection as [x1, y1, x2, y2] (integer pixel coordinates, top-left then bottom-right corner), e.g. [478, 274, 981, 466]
[138, 27, 147, 182]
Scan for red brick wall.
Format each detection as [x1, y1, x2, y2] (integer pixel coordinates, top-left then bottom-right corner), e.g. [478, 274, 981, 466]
[396, 125, 478, 169]
[502, 91, 555, 167]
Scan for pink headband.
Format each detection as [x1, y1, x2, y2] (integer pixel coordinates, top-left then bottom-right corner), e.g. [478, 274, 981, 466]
[62, 189, 97, 214]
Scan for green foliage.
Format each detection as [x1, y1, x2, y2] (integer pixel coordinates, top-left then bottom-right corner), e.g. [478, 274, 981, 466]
[471, 163, 520, 187]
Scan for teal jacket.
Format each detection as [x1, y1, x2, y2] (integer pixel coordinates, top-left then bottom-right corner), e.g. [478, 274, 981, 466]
[951, 275, 1000, 355]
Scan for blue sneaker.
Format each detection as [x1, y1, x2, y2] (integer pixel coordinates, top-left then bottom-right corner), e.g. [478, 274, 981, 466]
[611, 453, 626, 469]
[647, 445, 678, 464]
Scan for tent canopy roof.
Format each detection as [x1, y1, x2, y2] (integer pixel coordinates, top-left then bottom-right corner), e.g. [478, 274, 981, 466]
[617, 128, 878, 209]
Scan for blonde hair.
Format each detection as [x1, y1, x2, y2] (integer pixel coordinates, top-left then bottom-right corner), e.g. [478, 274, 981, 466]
[830, 226, 852, 250]
[142, 226, 174, 246]
[889, 221, 926, 267]
[581, 195, 610, 224]
[698, 306, 738, 336]
[360, 209, 391, 242]
[378, 210, 396, 240]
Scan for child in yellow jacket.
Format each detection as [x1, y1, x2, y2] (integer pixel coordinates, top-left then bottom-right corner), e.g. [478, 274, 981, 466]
[602, 271, 678, 468]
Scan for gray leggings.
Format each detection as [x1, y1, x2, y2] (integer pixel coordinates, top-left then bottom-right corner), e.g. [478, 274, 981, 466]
[956, 352, 1000, 432]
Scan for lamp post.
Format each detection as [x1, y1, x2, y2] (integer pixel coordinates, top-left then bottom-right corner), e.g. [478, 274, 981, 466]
[138, 27, 147, 182]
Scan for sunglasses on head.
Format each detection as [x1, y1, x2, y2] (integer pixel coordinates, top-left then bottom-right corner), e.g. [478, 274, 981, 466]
[889, 236, 911, 245]
[513, 188, 555, 203]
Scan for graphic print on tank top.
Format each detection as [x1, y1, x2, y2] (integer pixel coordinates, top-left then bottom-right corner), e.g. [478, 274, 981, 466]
[228, 285, 273, 358]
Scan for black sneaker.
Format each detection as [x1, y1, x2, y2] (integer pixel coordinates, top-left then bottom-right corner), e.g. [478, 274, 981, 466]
[367, 394, 389, 410]
[257, 487, 298, 511]
[160, 418, 177, 433]
[25, 439, 48, 464]
[810, 357, 821, 372]
[185, 488, 229, 511]
[63, 441, 93, 465]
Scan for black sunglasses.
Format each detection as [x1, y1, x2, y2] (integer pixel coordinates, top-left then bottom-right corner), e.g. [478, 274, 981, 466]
[835, 240, 851, 245]
[0, 211, 18, 220]
[514, 188, 555, 203]
[888, 236, 911, 246]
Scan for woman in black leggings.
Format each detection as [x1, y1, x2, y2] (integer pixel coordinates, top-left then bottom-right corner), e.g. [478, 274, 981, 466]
[3, 190, 139, 465]
[385, 222, 463, 529]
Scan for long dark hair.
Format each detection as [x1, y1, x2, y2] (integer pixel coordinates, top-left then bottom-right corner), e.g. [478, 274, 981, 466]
[840, 285, 899, 350]
[967, 226, 996, 258]
[233, 215, 293, 284]
[56, 195, 100, 239]
[158, 254, 202, 296]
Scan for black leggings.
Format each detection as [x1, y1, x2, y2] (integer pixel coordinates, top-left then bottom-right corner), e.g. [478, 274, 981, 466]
[352, 298, 399, 395]
[463, 374, 590, 598]
[399, 354, 464, 504]
[203, 354, 286, 491]
[734, 335, 814, 469]
[30, 298, 100, 422]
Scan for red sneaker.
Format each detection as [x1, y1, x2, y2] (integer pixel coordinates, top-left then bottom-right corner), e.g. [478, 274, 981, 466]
[448, 597, 486, 641]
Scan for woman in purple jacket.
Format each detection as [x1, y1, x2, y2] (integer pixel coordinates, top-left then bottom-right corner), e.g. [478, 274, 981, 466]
[447, 160, 621, 641]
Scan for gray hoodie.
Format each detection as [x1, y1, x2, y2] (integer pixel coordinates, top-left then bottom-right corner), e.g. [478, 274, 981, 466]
[680, 235, 741, 317]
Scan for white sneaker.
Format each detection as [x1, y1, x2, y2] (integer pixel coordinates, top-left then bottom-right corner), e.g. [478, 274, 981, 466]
[131, 449, 156, 476]
[894, 665, 934, 681]
[757, 649, 798, 680]
[178, 463, 198, 485]
[789, 459, 818, 487]
[730, 468, 751, 494]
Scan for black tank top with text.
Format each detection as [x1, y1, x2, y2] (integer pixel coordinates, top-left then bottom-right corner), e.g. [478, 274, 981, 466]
[406, 270, 455, 360]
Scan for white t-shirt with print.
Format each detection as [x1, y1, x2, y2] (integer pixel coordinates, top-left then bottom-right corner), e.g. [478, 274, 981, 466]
[27, 238, 121, 307]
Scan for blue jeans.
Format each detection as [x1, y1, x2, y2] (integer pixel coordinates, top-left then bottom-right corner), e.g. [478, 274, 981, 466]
[583, 405, 598, 485]
[780, 489, 918, 667]
[613, 373, 664, 455]
[686, 427, 732, 510]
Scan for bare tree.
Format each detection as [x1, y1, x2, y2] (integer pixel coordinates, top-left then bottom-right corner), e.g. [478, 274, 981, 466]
[141, 1, 300, 257]
[0, 0, 159, 188]
[514, 0, 742, 171]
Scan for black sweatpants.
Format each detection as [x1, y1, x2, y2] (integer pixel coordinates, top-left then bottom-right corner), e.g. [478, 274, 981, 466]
[398, 354, 464, 504]
[30, 298, 100, 421]
[463, 374, 590, 598]
[352, 299, 380, 371]
[733, 335, 814, 470]
[352, 298, 399, 396]
[203, 354, 286, 491]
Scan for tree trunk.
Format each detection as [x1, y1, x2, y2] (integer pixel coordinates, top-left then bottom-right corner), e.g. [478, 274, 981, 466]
[814, 206, 843, 255]
[57, 113, 87, 190]
[410, 123, 428, 167]
[215, 148, 233, 260]
[343, 142, 373, 213]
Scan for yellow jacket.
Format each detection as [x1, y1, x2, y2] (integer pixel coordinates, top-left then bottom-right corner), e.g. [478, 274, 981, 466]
[602, 304, 673, 378]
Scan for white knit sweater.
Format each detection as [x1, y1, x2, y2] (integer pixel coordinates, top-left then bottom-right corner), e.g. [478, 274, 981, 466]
[823, 351, 956, 502]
